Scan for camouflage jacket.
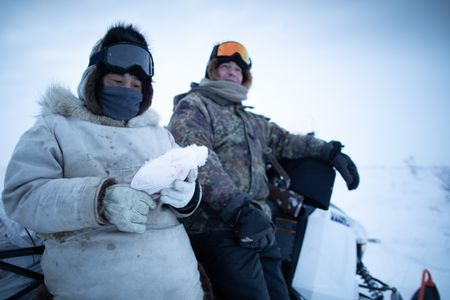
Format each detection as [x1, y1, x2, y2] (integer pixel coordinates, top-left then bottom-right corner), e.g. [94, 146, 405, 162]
[168, 79, 326, 233]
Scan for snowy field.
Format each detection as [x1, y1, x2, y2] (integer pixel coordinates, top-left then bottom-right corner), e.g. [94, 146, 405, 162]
[332, 164, 450, 299]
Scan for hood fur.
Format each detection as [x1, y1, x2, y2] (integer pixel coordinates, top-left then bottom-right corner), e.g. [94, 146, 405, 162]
[39, 84, 160, 127]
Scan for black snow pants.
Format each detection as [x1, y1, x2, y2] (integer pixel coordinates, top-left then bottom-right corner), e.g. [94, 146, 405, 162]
[189, 231, 290, 300]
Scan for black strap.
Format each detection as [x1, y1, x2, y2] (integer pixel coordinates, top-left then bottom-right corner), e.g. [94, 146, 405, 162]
[263, 147, 290, 189]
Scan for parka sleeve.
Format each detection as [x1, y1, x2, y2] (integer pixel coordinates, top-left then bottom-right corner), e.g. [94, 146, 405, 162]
[2, 117, 109, 234]
[260, 116, 327, 160]
[168, 96, 243, 211]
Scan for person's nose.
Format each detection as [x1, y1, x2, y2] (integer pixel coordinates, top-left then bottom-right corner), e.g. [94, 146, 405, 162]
[228, 69, 237, 77]
[122, 73, 134, 88]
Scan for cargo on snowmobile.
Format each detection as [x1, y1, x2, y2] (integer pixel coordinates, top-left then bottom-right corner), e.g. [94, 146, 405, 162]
[265, 152, 403, 300]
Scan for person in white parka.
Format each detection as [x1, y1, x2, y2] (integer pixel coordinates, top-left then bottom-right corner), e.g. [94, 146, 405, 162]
[1, 23, 203, 299]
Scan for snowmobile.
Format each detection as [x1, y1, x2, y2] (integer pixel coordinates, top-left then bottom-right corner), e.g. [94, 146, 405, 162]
[265, 151, 403, 300]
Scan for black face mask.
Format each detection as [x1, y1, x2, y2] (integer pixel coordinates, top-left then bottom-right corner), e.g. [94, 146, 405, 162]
[99, 86, 143, 121]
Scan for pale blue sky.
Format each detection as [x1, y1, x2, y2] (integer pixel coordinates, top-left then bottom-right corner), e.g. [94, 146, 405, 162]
[1, 0, 449, 171]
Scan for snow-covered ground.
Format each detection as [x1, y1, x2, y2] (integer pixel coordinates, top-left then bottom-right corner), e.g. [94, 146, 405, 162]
[332, 164, 450, 299]
[1, 163, 449, 299]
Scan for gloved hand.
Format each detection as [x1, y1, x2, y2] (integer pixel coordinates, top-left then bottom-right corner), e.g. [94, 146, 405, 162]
[160, 168, 197, 208]
[321, 141, 360, 190]
[234, 204, 275, 251]
[103, 184, 157, 233]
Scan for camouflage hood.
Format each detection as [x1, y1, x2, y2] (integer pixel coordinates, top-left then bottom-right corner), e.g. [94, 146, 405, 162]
[173, 78, 248, 108]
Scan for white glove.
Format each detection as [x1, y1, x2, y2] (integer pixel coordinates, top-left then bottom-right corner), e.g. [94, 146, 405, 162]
[103, 184, 157, 233]
[159, 168, 197, 208]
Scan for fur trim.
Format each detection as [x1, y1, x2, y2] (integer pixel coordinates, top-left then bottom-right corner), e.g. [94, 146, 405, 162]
[39, 84, 160, 127]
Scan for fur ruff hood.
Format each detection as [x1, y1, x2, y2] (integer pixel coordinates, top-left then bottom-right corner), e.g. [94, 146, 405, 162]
[39, 84, 160, 128]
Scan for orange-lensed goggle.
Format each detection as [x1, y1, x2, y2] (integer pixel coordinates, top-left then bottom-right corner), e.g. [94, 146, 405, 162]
[213, 41, 252, 69]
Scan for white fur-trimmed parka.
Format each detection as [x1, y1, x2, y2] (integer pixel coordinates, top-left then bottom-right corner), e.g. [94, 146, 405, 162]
[2, 85, 203, 299]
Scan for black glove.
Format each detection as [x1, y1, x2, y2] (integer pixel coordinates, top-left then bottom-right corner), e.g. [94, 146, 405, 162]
[234, 204, 275, 251]
[321, 141, 360, 190]
[220, 195, 275, 251]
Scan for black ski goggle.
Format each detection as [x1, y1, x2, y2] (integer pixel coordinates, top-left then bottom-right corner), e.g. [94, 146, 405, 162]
[89, 43, 154, 79]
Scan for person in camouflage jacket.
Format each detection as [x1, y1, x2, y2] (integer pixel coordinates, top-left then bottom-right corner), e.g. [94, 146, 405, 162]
[168, 41, 359, 300]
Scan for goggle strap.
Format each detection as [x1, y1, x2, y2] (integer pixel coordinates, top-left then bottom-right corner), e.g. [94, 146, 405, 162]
[88, 49, 105, 67]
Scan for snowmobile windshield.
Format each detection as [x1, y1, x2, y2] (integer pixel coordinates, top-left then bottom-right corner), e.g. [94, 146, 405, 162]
[213, 41, 252, 69]
[89, 43, 154, 79]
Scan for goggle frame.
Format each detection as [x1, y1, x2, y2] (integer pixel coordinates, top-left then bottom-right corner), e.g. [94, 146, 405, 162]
[213, 41, 252, 69]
